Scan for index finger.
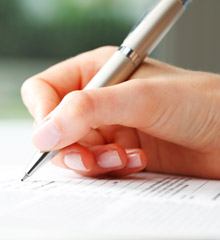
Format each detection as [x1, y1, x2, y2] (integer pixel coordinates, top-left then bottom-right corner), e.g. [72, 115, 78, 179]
[21, 46, 116, 121]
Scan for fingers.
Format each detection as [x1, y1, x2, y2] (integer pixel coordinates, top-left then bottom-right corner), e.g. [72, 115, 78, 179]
[33, 72, 220, 152]
[32, 80, 153, 151]
[21, 78, 61, 122]
[52, 143, 147, 177]
[111, 149, 147, 177]
[21, 46, 116, 121]
[77, 129, 106, 147]
[98, 125, 140, 149]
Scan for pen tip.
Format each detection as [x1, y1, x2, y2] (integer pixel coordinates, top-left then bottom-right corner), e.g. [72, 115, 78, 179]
[21, 174, 29, 182]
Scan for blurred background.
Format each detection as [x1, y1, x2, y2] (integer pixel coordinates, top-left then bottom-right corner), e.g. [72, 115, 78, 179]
[0, 0, 220, 119]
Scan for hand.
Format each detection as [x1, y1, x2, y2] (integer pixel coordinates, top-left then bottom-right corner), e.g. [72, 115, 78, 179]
[21, 46, 220, 179]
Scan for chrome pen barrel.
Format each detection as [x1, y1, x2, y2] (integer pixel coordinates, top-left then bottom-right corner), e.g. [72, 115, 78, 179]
[85, 0, 187, 90]
[122, 0, 186, 57]
[84, 47, 140, 89]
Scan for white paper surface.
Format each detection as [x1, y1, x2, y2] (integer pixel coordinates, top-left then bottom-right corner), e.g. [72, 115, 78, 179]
[1, 163, 220, 240]
[0, 121, 220, 240]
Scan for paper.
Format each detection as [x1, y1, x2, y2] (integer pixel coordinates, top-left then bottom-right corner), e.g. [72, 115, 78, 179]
[1, 163, 220, 240]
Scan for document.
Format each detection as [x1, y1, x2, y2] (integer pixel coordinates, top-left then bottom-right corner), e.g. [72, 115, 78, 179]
[1, 163, 220, 240]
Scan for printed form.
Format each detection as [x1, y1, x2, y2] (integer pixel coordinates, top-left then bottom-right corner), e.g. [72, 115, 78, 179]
[1, 163, 220, 240]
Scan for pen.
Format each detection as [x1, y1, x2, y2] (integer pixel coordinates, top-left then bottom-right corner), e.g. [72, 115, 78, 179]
[21, 0, 190, 181]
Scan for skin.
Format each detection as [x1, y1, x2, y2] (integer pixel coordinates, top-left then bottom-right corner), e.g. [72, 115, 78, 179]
[21, 46, 220, 179]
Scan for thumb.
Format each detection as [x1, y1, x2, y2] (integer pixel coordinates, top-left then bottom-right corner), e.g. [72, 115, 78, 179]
[32, 75, 217, 151]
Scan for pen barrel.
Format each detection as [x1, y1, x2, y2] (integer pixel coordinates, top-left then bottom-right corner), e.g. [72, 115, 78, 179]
[85, 0, 186, 90]
[122, 0, 184, 58]
[84, 50, 137, 89]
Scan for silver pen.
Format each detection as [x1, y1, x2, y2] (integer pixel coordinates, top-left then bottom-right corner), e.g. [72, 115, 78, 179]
[21, 0, 190, 181]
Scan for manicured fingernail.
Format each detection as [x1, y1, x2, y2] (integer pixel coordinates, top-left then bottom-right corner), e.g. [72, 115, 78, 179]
[64, 152, 87, 171]
[33, 120, 61, 150]
[127, 152, 142, 168]
[97, 151, 122, 168]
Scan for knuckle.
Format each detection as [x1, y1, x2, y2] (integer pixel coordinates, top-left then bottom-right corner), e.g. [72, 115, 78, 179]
[63, 91, 95, 121]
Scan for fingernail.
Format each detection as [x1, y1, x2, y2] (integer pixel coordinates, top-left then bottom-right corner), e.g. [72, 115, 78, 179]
[64, 152, 88, 171]
[33, 120, 61, 150]
[127, 152, 142, 168]
[97, 151, 122, 168]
